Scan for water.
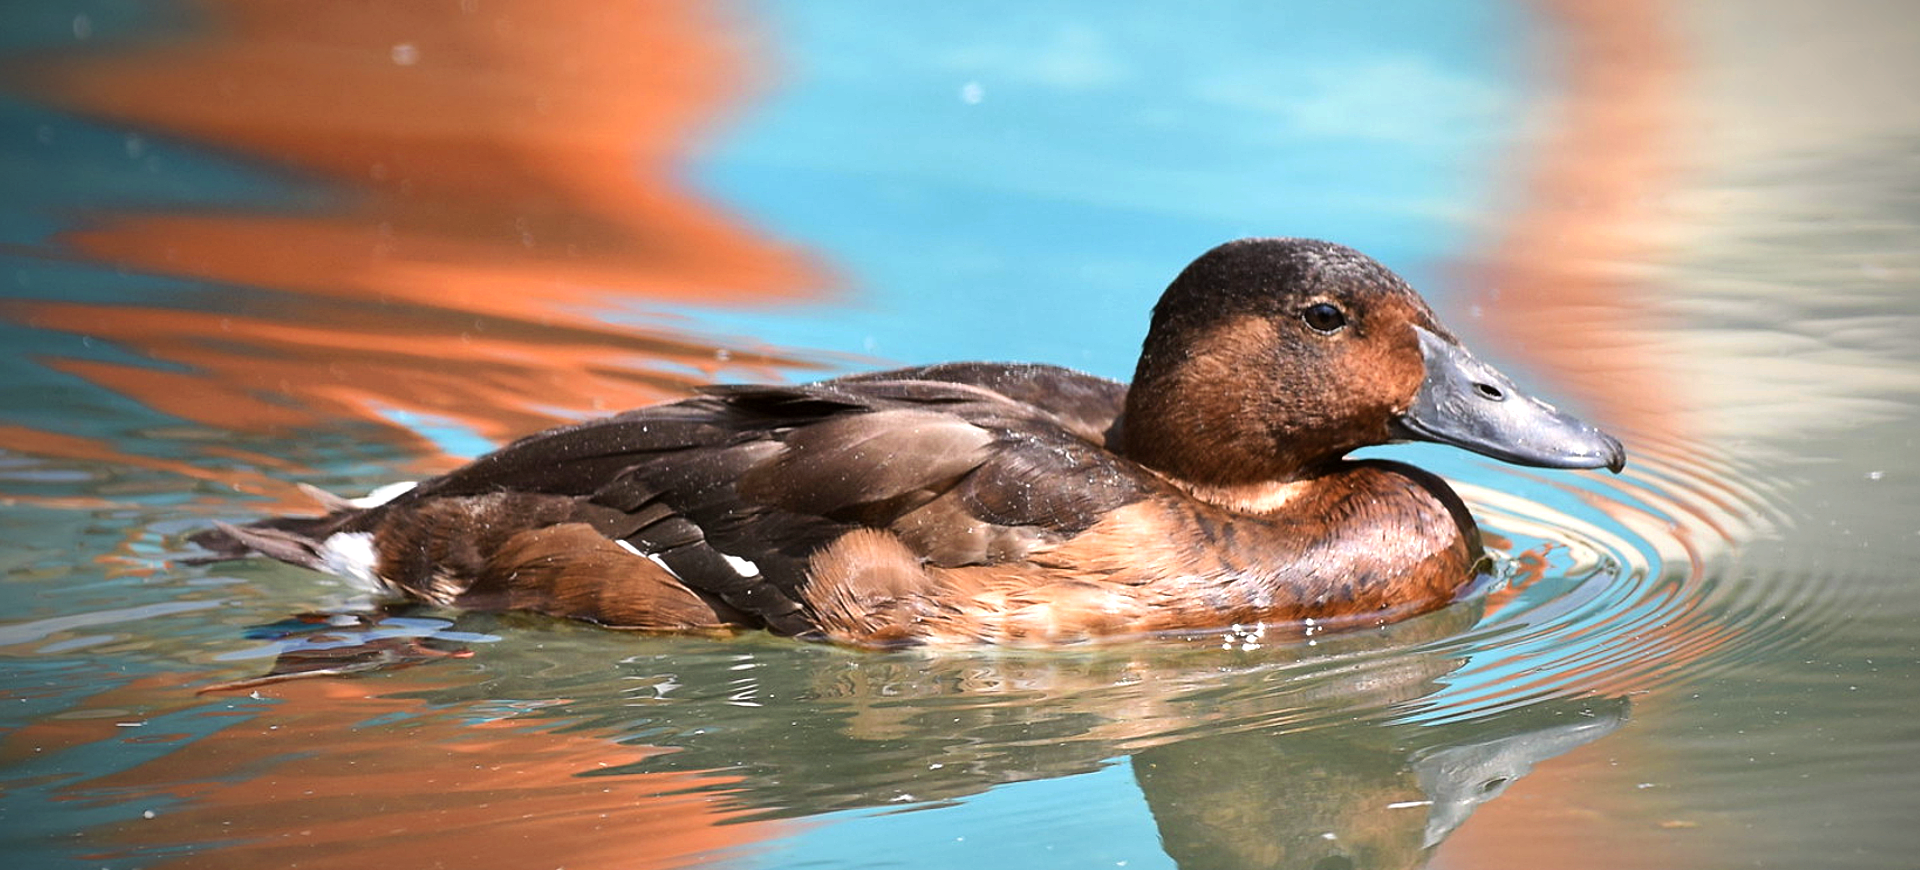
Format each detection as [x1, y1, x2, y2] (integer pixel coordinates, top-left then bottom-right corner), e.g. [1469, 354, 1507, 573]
[3, 2, 1917, 868]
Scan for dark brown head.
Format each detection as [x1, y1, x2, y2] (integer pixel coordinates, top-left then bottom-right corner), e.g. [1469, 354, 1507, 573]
[1120, 238, 1624, 494]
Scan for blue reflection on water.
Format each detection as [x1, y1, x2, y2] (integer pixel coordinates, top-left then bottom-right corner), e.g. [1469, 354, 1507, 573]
[753, 763, 1173, 870]
[691, 0, 1530, 377]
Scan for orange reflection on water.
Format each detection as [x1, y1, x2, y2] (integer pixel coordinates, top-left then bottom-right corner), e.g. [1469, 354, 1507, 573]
[0, 422, 291, 504]
[1437, 3, 1708, 869]
[6, 0, 824, 469]
[16, 296, 809, 450]
[6, 673, 783, 870]
[1465, 0, 1681, 441]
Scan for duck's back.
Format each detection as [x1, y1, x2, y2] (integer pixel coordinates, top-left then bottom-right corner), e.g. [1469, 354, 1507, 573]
[201, 363, 1154, 638]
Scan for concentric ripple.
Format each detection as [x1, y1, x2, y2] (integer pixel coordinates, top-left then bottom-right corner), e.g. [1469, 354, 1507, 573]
[1383, 426, 1830, 726]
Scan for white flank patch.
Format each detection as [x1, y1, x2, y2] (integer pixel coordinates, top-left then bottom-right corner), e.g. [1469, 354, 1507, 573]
[350, 480, 417, 509]
[317, 531, 390, 594]
[616, 539, 682, 579]
[721, 554, 760, 577]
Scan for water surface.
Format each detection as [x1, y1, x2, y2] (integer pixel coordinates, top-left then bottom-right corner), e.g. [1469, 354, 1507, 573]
[2, 2, 1918, 869]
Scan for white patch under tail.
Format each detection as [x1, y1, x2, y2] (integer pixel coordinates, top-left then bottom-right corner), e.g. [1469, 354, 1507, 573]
[350, 481, 417, 509]
[317, 531, 394, 595]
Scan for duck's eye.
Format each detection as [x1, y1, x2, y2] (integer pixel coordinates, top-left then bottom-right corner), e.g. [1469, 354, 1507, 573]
[1301, 303, 1347, 334]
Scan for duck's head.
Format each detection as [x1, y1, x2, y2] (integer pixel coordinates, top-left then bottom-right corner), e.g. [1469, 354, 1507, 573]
[1122, 238, 1625, 492]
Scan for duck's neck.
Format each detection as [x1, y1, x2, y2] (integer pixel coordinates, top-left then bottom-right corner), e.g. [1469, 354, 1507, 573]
[1116, 387, 1321, 494]
[1117, 329, 1377, 490]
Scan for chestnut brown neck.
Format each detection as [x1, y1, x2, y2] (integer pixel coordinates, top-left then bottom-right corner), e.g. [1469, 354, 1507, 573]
[1118, 315, 1365, 494]
[1117, 388, 1330, 492]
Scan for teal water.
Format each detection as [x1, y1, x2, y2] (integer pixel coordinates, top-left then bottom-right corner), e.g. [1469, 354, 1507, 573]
[3, 2, 1918, 869]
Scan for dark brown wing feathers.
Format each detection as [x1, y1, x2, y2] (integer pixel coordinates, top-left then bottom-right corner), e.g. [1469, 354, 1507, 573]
[737, 408, 997, 518]
[835, 362, 1129, 444]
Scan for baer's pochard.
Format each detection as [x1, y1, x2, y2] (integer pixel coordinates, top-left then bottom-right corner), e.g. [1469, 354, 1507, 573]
[194, 238, 1625, 646]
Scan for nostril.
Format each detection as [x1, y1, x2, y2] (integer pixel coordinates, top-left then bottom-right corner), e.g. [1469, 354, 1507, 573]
[1474, 382, 1505, 401]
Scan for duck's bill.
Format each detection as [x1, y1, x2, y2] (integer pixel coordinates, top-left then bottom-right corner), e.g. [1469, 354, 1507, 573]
[1393, 326, 1627, 473]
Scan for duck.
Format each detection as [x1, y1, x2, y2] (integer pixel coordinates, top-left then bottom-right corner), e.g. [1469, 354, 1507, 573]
[193, 238, 1625, 647]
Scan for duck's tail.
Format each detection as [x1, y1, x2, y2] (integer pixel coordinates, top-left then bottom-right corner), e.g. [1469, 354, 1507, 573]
[186, 482, 411, 589]
[188, 514, 352, 569]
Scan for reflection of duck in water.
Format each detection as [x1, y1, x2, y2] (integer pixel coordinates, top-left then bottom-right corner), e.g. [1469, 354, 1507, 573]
[210, 609, 1626, 870]
[1136, 697, 1629, 870]
[195, 239, 1623, 645]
